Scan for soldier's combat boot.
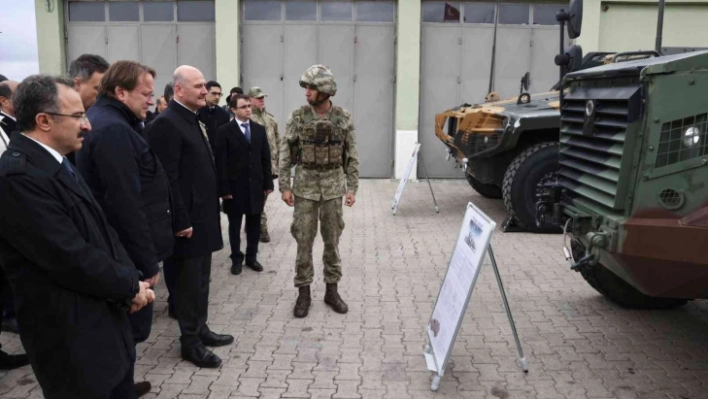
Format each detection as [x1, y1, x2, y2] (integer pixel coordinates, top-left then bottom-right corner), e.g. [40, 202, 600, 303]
[324, 283, 348, 314]
[260, 229, 270, 243]
[293, 286, 311, 318]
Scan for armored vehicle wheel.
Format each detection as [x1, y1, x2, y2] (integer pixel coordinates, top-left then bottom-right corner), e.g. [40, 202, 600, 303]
[579, 262, 689, 309]
[502, 142, 561, 233]
[466, 174, 502, 199]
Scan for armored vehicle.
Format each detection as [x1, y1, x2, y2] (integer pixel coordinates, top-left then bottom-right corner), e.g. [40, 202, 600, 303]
[433, 52, 641, 233]
[535, 0, 708, 308]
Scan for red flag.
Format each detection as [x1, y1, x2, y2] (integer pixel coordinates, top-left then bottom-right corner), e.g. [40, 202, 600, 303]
[444, 3, 461, 22]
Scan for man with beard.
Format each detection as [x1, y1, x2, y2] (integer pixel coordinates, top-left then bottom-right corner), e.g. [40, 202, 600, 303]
[197, 81, 230, 152]
[146, 66, 233, 368]
[76, 61, 173, 397]
[0, 74, 154, 398]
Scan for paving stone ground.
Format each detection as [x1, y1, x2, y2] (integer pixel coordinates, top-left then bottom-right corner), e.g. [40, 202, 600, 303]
[1, 179, 707, 399]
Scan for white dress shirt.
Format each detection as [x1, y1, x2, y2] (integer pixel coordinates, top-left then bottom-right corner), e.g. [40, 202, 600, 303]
[23, 134, 64, 164]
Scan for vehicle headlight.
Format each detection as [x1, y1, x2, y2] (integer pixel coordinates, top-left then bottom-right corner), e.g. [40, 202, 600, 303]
[683, 126, 701, 147]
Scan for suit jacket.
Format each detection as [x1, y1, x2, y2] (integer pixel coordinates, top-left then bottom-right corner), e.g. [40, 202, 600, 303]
[215, 119, 273, 215]
[77, 95, 174, 278]
[0, 112, 16, 140]
[198, 105, 231, 153]
[145, 101, 223, 258]
[0, 134, 140, 399]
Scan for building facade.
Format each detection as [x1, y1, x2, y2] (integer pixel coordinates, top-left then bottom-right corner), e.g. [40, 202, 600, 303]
[35, 0, 698, 179]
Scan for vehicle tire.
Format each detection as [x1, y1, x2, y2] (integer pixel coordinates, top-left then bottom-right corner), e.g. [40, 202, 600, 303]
[579, 262, 689, 309]
[466, 174, 502, 199]
[502, 142, 561, 233]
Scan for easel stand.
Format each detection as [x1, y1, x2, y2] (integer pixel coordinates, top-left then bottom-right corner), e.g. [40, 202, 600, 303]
[424, 244, 528, 391]
[391, 143, 440, 215]
[418, 150, 440, 214]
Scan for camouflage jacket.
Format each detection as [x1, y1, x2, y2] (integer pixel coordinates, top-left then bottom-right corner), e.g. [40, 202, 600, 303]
[251, 107, 279, 175]
[279, 103, 359, 201]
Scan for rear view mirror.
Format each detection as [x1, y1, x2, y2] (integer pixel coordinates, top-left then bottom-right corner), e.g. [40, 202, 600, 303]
[555, 45, 583, 73]
[567, 0, 583, 39]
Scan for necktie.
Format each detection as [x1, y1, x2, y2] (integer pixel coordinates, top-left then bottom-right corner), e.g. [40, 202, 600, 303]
[62, 158, 78, 182]
[242, 122, 251, 143]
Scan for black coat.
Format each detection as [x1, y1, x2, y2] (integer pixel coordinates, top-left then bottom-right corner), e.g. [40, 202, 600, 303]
[0, 134, 140, 399]
[76, 95, 174, 278]
[198, 105, 231, 152]
[215, 119, 273, 214]
[0, 112, 17, 138]
[145, 101, 223, 258]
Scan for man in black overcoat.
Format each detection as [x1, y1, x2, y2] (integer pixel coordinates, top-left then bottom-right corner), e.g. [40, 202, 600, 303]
[75, 61, 174, 397]
[145, 65, 233, 369]
[0, 75, 154, 399]
[215, 94, 273, 275]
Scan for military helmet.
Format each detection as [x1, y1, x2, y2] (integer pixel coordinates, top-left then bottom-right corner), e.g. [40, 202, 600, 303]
[299, 64, 337, 96]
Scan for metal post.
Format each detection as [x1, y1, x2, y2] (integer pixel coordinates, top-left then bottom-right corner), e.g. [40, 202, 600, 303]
[488, 1, 500, 94]
[487, 245, 528, 372]
[418, 151, 440, 213]
[655, 0, 666, 53]
[559, 17, 565, 104]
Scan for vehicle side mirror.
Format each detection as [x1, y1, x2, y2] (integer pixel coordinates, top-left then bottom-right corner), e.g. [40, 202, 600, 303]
[567, 0, 583, 39]
[555, 45, 583, 74]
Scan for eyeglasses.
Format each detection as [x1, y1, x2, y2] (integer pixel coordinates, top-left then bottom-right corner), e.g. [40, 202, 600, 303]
[210, 92, 223, 97]
[45, 112, 89, 124]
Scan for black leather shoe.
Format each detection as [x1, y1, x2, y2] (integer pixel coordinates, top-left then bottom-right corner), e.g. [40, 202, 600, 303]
[134, 381, 152, 397]
[231, 262, 242, 275]
[246, 260, 263, 272]
[201, 331, 234, 347]
[182, 343, 222, 368]
[0, 350, 29, 370]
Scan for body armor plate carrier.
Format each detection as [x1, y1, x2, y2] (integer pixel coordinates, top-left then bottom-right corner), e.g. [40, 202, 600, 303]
[297, 106, 344, 171]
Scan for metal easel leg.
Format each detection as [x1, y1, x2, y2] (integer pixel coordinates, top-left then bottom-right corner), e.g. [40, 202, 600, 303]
[487, 245, 528, 372]
[418, 151, 440, 213]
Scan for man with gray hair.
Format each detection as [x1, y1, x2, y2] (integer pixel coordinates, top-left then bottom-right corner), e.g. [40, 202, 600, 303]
[0, 74, 154, 398]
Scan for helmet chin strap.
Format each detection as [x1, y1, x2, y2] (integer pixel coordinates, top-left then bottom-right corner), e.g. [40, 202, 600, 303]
[309, 93, 330, 107]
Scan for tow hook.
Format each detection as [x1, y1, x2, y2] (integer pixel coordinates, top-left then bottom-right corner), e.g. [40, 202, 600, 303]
[569, 253, 595, 271]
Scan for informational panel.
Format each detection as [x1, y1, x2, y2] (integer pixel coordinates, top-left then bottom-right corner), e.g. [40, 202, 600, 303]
[391, 143, 421, 215]
[426, 202, 497, 374]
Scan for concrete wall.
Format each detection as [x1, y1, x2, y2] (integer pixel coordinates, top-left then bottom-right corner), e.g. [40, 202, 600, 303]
[35, 0, 66, 75]
[576, 0, 708, 52]
[215, 0, 240, 92]
[394, 0, 421, 180]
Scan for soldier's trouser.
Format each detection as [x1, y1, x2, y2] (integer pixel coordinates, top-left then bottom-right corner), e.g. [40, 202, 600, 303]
[260, 208, 268, 234]
[292, 196, 345, 287]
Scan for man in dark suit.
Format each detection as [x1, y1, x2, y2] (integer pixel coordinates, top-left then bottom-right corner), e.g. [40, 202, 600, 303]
[76, 61, 173, 397]
[198, 81, 230, 152]
[0, 75, 154, 398]
[145, 65, 233, 368]
[216, 94, 273, 275]
[0, 80, 18, 138]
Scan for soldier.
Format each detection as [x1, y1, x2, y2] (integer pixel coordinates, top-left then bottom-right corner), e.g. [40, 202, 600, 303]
[279, 65, 359, 318]
[248, 86, 279, 243]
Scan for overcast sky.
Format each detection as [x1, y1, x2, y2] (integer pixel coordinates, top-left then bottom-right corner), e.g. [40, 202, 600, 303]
[0, 0, 40, 81]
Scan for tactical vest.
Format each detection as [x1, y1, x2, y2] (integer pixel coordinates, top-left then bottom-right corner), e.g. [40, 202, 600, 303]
[297, 106, 344, 171]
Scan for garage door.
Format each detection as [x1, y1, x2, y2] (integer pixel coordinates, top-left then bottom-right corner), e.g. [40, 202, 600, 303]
[419, 1, 565, 178]
[65, 0, 216, 105]
[241, 0, 396, 178]
[599, 3, 708, 52]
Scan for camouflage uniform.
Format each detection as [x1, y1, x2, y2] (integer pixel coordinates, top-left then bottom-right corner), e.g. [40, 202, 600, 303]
[279, 65, 359, 317]
[248, 87, 280, 242]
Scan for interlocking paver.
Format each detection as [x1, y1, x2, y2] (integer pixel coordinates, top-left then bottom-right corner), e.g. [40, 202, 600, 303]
[1, 180, 708, 399]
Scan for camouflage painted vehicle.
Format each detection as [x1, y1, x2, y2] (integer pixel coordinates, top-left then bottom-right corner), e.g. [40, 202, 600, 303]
[435, 52, 616, 233]
[537, 50, 708, 308]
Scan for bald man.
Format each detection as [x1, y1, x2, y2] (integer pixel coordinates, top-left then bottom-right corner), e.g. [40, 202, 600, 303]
[0, 81, 19, 138]
[144, 66, 232, 369]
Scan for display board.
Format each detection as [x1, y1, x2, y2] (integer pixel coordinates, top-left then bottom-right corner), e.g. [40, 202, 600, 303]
[425, 201, 496, 375]
[391, 143, 421, 215]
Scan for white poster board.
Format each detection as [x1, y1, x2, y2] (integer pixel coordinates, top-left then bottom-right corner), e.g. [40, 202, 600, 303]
[425, 202, 496, 375]
[391, 143, 420, 215]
